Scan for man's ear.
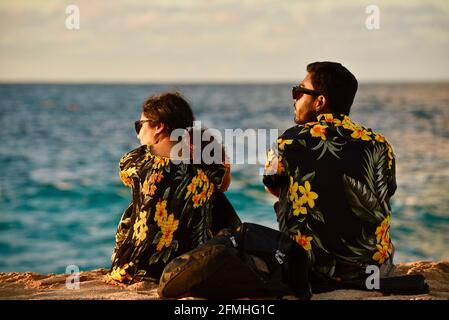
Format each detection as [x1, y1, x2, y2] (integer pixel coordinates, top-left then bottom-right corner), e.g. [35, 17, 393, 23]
[314, 95, 328, 113]
[154, 122, 166, 135]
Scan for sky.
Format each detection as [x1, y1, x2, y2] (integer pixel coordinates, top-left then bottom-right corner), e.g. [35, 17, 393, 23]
[0, 0, 448, 83]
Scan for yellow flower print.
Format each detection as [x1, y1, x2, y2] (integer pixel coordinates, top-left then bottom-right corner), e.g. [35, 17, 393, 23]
[186, 180, 197, 198]
[293, 231, 313, 251]
[375, 216, 390, 243]
[373, 243, 391, 264]
[289, 177, 299, 202]
[292, 199, 307, 216]
[386, 143, 394, 169]
[185, 169, 214, 208]
[342, 116, 360, 131]
[351, 127, 372, 141]
[149, 172, 164, 184]
[320, 114, 342, 126]
[142, 172, 164, 197]
[154, 199, 168, 226]
[142, 179, 150, 196]
[374, 133, 385, 143]
[141, 179, 157, 196]
[153, 157, 169, 169]
[304, 121, 319, 128]
[197, 169, 208, 182]
[278, 139, 293, 151]
[310, 124, 328, 140]
[119, 167, 137, 187]
[373, 215, 393, 264]
[381, 231, 391, 247]
[108, 263, 133, 282]
[133, 210, 148, 246]
[156, 213, 179, 251]
[299, 181, 318, 208]
[144, 145, 152, 161]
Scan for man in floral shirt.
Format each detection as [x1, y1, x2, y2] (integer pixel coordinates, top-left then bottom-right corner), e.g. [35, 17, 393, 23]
[263, 62, 396, 286]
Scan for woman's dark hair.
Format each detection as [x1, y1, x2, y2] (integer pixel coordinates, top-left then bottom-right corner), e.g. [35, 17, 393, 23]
[142, 91, 194, 133]
[307, 61, 358, 115]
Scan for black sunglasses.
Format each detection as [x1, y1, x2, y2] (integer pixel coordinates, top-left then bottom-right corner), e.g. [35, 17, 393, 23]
[292, 86, 322, 100]
[134, 120, 153, 134]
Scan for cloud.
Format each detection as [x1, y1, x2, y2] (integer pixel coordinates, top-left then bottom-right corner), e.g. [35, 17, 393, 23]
[0, 0, 448, 81]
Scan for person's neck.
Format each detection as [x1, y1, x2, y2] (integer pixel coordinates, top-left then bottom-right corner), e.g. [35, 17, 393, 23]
[151, 137, 176, 158]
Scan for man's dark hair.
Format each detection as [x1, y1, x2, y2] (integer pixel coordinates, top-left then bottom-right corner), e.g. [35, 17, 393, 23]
[307, 61, 358, 115]
[142, 91, 194, 134]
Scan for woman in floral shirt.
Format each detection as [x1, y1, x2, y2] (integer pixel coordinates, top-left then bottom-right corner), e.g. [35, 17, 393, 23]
[107, 92, 241, 283]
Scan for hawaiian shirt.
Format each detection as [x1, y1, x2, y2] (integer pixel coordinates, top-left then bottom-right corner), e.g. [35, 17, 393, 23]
[107, 144, 240, 283]
[263, 113, 397, 281]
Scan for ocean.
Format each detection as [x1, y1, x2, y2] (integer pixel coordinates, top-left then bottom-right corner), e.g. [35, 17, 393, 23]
[0, 83, 448, 274]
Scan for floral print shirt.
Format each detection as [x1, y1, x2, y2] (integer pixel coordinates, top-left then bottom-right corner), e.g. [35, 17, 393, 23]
[263, 113, 397, 281]
[108, 144, 237, 283]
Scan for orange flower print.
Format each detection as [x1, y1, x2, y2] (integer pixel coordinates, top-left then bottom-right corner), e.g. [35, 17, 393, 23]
[142, 179, 150, 196]
[152, 157, 169, 169]
[293, 231, 313, 251]
[142, 172, 163, 197]
[156, 214, 179, 251]
[310, 124, 328, 140]
[141, 179, 156, 196]
[299, 181, 318, 208]
[342, 116, 359, 131]
[185, 169, 214, 208]
[119, 167, 137, 187]
[375, 216, 390, 243]
[319, 114, 342, 126]
[278, 138, 293, 151]
[374, 133, 385, 143]
[149, 172, 164, 184]
[373, 243, 392, 264]
[373, 215, 393, 264]
[304, 121, 319, 128]
[351, 128, 372, 141]
[154, 199, 168, 226]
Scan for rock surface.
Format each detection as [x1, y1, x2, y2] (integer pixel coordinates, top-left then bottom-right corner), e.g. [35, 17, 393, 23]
[0, 261, 448, 300]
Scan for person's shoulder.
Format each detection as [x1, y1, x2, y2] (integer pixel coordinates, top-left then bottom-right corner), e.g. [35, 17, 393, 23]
[279, 125, 303, 139]
[119, 145, 147, 170]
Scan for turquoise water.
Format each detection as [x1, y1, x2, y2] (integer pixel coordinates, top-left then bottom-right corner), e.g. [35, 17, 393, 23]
[0, 83, 448, 274]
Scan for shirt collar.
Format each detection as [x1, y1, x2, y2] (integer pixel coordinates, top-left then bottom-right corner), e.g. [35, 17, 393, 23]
[316, 113, 348, 122]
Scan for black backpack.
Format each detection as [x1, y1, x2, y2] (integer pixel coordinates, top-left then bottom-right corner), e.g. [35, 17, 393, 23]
[158, 223, 312, 299]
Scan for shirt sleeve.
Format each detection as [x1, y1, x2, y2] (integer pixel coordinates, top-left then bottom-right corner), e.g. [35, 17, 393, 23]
[262, 138, 289, 190]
